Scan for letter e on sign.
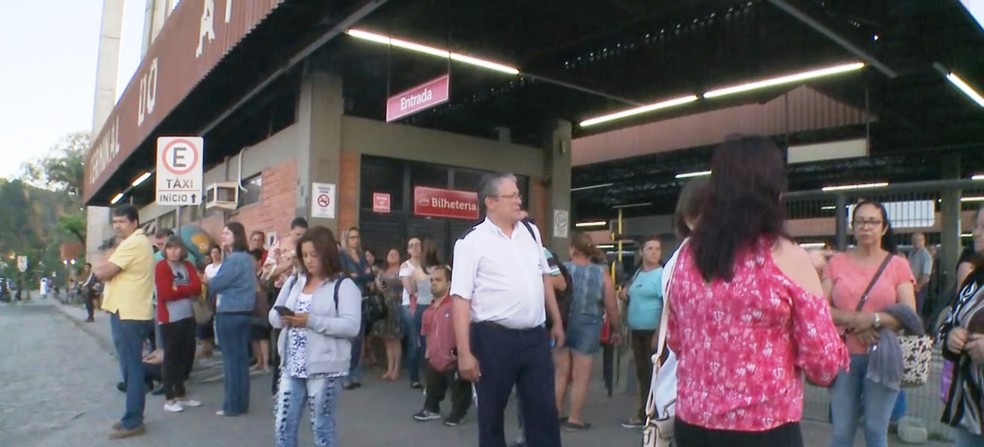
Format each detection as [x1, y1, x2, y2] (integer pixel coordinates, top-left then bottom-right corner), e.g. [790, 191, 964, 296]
[156, 137, 204, 206]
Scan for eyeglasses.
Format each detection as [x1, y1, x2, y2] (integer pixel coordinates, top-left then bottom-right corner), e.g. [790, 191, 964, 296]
[494, 193, 522, 201]
[852, 219, 883, 229]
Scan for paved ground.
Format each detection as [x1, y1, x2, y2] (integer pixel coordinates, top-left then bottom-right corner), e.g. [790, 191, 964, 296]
[0, 300, 953, 446]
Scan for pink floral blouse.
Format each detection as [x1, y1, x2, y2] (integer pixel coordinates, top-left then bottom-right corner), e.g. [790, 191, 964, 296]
[667, 239, 848, 431]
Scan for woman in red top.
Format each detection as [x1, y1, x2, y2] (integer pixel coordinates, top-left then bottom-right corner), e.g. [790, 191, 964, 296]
[667, 136, 848, 446]
[155, 236, 204, 413]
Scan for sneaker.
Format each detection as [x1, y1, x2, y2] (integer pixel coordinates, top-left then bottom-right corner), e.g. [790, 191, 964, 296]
[565, 421, 592, 431]
[621, 419, 646, 429]
[410, 382, 424, 390]
[108, 424, 146, 440]
[413, 410, 441, 421]
[178, 399, 202, 408]
[164, 401, 184, 413]
[443, 414, 466, 426]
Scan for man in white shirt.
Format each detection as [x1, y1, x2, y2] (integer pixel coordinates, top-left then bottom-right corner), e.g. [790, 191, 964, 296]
[451, 172, 565, 447]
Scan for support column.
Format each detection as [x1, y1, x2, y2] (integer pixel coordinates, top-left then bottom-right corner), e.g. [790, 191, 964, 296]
[295, 69, 344, 233]
[940, 152, 962, 287]
[545, 120, 572, 259]
[86, 0, 125, 265]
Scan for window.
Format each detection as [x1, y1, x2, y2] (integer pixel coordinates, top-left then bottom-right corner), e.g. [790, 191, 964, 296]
[241, 174, 263, 205]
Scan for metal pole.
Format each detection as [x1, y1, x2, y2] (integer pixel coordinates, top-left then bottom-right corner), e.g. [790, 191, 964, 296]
[176, 206, 182, 237]
[835, 193, 848, 251]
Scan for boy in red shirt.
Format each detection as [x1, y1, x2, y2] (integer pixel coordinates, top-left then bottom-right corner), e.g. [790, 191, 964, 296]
[412, 266, 471, 426]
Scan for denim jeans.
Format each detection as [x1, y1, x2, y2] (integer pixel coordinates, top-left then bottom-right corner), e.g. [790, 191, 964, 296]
[891, 390, 907, 422]
[274, 376, 341, 447]
[347, 321, 364, 384]
[216, 313, 252, 415]
[109, 313, 154, 429]
[829, 354, 900, 447]
[955, 428, 984, 447]
[401, 305, 427, 383]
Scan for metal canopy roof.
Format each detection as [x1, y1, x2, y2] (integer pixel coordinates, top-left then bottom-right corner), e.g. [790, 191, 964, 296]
[93, 0, 983, 220]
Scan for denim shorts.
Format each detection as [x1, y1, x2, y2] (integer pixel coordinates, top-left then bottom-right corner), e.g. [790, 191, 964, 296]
[565, 313, 603, 355]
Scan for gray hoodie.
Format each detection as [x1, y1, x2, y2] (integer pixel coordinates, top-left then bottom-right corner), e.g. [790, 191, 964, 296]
[269, 274, 362, 376]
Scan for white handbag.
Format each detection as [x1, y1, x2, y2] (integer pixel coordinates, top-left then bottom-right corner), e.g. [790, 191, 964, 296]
[642, 273, 675, 447]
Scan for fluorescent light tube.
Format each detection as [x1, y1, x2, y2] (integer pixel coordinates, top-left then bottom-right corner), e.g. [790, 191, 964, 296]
[597, 244, 615, 249]
[799, 242, 826, 249]
[962, 233, 973, 238]
[821, 205, 837, 210]
[703, 62, 865, 99]
[346, 29, 519, 75]
[612, 202, 652, 209]
[570, 183, 613, 192]
[575, 221, 608, 228]
[821, 182, 888, 192]
[675, 170, 711, 179]
[110, 192, 125, 204]
[131, 172, 152, 187]
[946, 72, 984, 108]
[962, 196, 984, 203]
[580, 95, 699, 127]
[972, 174, 984, 181]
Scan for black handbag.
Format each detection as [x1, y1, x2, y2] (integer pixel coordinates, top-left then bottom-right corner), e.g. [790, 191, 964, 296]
[363, 292, 387, 325]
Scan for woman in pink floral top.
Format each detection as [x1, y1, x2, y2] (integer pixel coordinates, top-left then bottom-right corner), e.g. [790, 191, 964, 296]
[666, 136, 848, 446]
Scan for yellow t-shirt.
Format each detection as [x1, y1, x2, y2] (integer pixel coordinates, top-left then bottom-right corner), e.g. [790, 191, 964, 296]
[101, 229, 155, 320]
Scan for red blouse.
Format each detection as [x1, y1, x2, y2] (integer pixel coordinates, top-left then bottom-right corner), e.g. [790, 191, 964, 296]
[667, 239, 848, 431]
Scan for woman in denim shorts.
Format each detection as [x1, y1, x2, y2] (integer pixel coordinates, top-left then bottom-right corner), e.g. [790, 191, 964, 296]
[553, 232, 620, 431]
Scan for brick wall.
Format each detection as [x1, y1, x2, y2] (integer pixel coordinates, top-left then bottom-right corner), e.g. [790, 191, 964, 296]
[337, 151, 359, 232]
[198, 159, 298, 243]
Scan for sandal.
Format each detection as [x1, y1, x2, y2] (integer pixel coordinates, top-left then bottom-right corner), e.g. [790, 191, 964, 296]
[565, 421, 591, 431]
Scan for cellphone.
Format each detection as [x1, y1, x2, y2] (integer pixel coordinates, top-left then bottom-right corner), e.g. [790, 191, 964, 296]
[274, 306, 295, 317]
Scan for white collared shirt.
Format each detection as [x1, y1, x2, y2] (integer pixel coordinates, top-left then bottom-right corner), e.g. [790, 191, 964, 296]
[450, 218, 550, 329]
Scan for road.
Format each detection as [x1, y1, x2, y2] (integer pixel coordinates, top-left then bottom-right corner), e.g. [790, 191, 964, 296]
[0, 301, 952, 446]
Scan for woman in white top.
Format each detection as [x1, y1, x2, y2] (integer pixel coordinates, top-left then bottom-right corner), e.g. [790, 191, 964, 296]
[399, 237, 441, 389]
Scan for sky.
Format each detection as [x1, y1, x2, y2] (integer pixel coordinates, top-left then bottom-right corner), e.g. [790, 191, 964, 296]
[0, 0, 146, 179]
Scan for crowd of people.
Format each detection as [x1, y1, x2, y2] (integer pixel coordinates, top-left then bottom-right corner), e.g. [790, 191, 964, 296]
[80, 134, 984, 447]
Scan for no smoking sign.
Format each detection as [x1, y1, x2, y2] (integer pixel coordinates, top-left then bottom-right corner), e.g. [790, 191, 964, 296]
[156, 136, 204, 206]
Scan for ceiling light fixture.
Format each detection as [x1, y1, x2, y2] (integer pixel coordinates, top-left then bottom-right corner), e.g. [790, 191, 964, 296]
[580, 95, 699, 127]
[972, 174, 984, 181]
[597, 244, 615, 249]
[131, 172, 152, 187]
[945, 71, 984, 108]
[799, 242, 826, 249]
[703, 62, 865, 99]
[110, 192, 125, 204]
[821, 205, 837, 210]
[570, 183, 614, 192]
[675, 170, 711, 179]
[962, 196, 984, 203]
[346, 29, 520, 75]
[575, 221, 608, 228]
[821, 182, 889, 192]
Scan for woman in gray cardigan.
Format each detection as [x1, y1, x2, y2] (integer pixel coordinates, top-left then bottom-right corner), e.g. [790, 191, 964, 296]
[269, 226, 362, 447]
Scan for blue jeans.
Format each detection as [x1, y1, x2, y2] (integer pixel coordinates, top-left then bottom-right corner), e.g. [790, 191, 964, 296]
[955, 428, 984, 447]
[109, 313, 153, 430]
[216, 313, 252, 415]
[401, 305, 426, 383]
[829, 354, 900, 447]
[274, 376, 341, 447]
[347, 322, 363, 384]
[891, 391, 907, 422]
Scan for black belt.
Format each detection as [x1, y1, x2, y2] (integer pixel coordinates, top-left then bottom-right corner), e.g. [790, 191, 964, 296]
[474, 321, 541, 332]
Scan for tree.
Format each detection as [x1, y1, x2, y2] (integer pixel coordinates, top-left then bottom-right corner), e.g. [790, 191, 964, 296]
[20, 131, 88, 197]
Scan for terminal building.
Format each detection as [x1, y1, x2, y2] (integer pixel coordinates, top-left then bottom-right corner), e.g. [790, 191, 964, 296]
[85, 0, 983, 281]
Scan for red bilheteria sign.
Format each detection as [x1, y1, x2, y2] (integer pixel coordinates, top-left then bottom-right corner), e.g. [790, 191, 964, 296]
[372, 192, 391, 213]
[385, 75, 450, 122]
[413, 186, 479, 220]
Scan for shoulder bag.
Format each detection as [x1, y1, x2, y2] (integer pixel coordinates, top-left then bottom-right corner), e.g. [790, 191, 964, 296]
[642, 261, 675, 447]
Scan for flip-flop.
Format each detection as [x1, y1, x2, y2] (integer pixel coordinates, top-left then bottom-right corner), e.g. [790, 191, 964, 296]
[565, 421, 592, 431]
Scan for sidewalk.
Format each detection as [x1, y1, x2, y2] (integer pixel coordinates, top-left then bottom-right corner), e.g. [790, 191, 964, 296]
[47, 301, 950, 447]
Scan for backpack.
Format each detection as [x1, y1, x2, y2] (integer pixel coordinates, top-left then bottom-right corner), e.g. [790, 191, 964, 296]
[546, 262, 574, 331]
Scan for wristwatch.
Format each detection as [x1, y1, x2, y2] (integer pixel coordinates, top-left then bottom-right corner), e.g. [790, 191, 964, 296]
[872, 312, 882, 330]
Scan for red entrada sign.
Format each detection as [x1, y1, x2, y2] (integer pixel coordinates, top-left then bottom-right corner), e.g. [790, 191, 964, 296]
[413, 186, 479, 220]
[386, 75, 450, 122]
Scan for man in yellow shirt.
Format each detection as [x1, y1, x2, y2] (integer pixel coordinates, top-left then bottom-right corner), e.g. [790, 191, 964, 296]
[94, 205, 155, 440]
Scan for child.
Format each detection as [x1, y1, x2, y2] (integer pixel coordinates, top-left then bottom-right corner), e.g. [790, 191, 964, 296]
[412, 266, 471, 426]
